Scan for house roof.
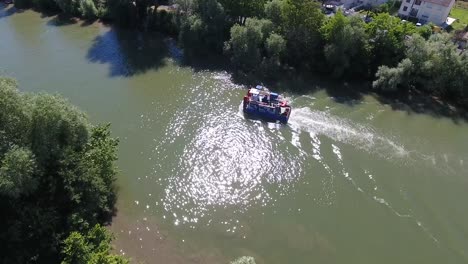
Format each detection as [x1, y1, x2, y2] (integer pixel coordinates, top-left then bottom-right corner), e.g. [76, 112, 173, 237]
[423, 0, 453, 7]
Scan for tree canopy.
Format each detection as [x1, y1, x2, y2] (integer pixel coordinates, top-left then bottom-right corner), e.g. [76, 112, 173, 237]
[0, 77, 126, 263]
[373, 33, 468, 98]
[321, 12, 370, 78]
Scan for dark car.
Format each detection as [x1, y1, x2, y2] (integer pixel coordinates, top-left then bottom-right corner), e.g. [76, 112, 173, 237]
[4, 0, 14, 4]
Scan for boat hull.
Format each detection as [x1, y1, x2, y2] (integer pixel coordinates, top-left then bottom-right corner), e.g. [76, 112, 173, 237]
[243, 103, 290, 124]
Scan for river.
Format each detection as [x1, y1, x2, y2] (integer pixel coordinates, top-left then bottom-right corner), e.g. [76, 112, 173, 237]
[1, 6, 468, 264]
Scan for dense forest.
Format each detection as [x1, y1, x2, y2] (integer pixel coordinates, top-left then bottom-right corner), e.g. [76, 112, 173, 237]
[11, 0, 468, 104]
[0, 77, 128, 263]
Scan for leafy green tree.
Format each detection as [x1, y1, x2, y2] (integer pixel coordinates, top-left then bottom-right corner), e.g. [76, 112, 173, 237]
[365, 13, 418, 71]
[225, 17, 288, 75]
[79, 0, 99, 19]
[0, 77, 122, 263]
[218, 0, 267, 24]
[225, 16, 287, 79]
[55, 0, 80, 16]
[225, 18, 273, 70]
[62, 224, 128, 264]
[0, 147, 37, 199]
[179, 0, 228, 55]
[373, 58, 413, 91]
[373, 33, 468, 98]
[172, 0, 196, 14]
[0, 78, 30, 154]
[264, 0, 286, 27]
[261, 32, 287, 78]
[266, 33, 286, 59]
[280, 0, 325, 69]
[321, 12, 370, 78]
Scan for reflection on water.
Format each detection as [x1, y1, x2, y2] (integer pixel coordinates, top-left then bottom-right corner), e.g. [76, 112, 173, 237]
[87, 28, 168, 77]
[151, 73, 303, 227]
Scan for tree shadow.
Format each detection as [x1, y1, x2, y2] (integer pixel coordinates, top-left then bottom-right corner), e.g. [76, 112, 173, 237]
[88, 35, 466, 123]
[80, 18, 97, 27]
[323, 79, 367, 106]
[86, 28, 168, 77]
[374, 89, 468, 124]
[232, 67, 366, 105]
[37, 6, 59, 18]
[46, 15, 78, 26]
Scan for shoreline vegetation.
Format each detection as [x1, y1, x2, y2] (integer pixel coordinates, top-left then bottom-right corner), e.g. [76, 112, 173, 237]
[0, 77, 129, 263]
[3, 0, 468, 121]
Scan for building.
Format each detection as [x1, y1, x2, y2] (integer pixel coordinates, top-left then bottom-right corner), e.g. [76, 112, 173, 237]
[398, 0, 455, 25]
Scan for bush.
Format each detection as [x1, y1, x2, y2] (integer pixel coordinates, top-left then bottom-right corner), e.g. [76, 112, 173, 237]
[62, 224, 128, 264]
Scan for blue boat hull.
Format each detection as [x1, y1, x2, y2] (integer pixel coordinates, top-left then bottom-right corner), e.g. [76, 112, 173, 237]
[243, 105, 289, 123]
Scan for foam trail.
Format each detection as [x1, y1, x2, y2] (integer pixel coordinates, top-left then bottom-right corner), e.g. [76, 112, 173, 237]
[288, 107, 408, 159]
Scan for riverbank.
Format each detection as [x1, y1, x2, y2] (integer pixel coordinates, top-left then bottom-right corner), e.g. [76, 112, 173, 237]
[3, 2, 468, 124]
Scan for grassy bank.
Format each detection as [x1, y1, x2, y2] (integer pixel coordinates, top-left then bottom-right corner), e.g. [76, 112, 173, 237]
[450, 6, 468, 30]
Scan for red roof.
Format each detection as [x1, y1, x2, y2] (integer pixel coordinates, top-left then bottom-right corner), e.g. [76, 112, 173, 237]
[423, 0, 453, 7]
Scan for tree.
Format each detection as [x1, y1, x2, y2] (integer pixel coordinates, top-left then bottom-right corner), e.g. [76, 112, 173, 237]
[321, 12, 370, 78]
[0, 147, 37, 199]
[225, 18, 274, 70]
[218, 0, 267, 24]
[179, 0, 228, 55]
[62, 225, 128, 264]
[264, 0, 286, 27]
[365, 13, 418, 71]
[225, 17, 286, 78]
[280, 0, 325, 69]
[0, 77, 122, 263]
[373, 33, 468, 98]
[79, 0, 99, 19]
[55, 0, 80, 16]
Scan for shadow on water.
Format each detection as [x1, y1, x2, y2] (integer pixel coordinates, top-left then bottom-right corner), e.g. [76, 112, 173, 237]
[231, 68, 366, 105]
[178, 51, 366, 106]
[46, 15, 78, 26]
[375, 89, 468, 124]
[86, 28, 168, 77]
[45, 13, 98, 27]
[84, 27, 467, 122]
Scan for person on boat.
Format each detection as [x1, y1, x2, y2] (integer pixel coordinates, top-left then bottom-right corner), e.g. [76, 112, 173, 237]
[262, 95, 269, 104]
[282, 108, 290, 116]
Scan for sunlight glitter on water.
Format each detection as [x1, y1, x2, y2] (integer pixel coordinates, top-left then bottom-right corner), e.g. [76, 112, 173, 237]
[161, 109, 303, 224]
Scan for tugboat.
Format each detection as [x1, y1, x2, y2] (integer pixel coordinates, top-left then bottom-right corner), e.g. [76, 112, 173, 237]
[243, 85, 291, 123]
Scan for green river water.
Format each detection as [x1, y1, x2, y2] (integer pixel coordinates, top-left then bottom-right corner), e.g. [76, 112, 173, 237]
[1, 6, 468, 264]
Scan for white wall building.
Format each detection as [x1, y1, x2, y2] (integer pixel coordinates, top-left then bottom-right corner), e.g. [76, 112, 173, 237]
[398, 0, 455, 25]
